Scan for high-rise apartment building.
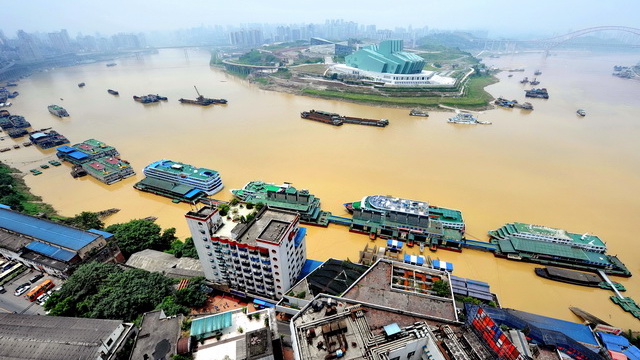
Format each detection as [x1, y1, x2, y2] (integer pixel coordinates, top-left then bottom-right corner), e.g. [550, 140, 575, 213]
[185, 206, 307, 300]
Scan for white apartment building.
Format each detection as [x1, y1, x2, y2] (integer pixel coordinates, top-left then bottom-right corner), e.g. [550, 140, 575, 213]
[185, 206, 307, 300]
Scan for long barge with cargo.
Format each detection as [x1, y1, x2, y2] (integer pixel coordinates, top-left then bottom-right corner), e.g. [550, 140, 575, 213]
[534, 266, 625, 291]
[301, 110, 389, 127]
[179, 86, 227, 106]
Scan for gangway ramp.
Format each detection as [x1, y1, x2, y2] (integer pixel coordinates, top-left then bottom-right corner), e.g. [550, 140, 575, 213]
[462, 239, 497, 252]
[327, 215, 353, 226]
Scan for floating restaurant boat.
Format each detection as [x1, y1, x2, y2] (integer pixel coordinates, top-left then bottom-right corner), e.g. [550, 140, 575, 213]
[409, 108, 429, 117]
[82, 157, 135, 185]
[231, 180, 329, 226]
[134, 160, 223, 203]
[301, 109, 389, 127]
[48, 105, 69, 117]
[344, 195, 465, 252]
[489, 222, 631, 277]
[448, 113, 491, 125]
[345, 195, 465, 233]
[107, 89, 119, 95]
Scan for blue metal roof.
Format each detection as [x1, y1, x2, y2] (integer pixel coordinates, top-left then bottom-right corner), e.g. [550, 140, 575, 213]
[505, 308, 599, 346]
[56, 145, 76, 153]
[190, 312, 232, 337]
[0, 208, 100, 250]
[25, 241, 77, 262]
[184, 188, 203, 199]
[598, 332, 640, 359]
[432, 260, 453, 272]
[88, 229, 114, 239]
[68, 151, 89, 160]
[298, 259, 322, 280]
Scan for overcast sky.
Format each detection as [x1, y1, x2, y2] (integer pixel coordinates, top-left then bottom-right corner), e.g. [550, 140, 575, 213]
[2, 0, 639, 38]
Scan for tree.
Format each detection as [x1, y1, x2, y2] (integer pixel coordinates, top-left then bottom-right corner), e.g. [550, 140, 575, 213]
[157, 296, 190, 317]
[255, 202, 265, 211]
[217, 204, 230, 217]
[105, 219, 173, 258]
[229, 198, 239, 206]
[432, 280, 451, 298]
[174, 277, 207, 308]
[67, 211, 104, 230]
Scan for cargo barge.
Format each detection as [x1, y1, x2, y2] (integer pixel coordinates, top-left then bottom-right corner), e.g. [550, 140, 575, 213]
[81, 157, 135, 185]
[535, 266, 625, 291]
[231, 181, 330, 226]
[525, 88, 549, 99]
[133, 94, 167, 103]
[179, 86, 227, 106]
[409, 109, 429, 117]
[48, 105, 69, 117]
[107, 89, 119, 95]
[300, 109, 388, 127]
[345, 194, 464, 251]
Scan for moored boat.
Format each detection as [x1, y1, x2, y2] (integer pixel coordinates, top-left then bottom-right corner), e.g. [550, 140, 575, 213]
[48, 105, 69, 117]
[78, 82, 85, 87]
[448, 112, 491, 125]
[409, 108, 429, 117]
[525, 88, 549, 99]
[107, 89, 119, 95]
[179, 86, 227, 106]
[577, 109, 586, 116]
[535, 266, 625, 291]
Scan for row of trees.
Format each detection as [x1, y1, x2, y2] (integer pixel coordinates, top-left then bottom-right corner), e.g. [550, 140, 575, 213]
[44, 262, 207, 321]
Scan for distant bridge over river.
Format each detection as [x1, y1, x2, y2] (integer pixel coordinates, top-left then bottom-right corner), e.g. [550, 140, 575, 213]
[481, 26, 640, 56]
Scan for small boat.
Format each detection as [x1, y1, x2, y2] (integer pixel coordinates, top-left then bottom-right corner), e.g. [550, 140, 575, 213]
[520, 77, 529, 84]
[30, 169, 42, 176]
[409, 108, 429, 117]
[507, 74, 513, 77]
[40, 164, 50, 169]
[78, 82, 86, 88]
[534, 70, 542, 75]
[106, 63, 117, 67]
[530, 78, 540, 86]
[577, 109, 586, 116]
[12, 145, 19, 149]
[107, 89, 119, 95]
[48, 160, 62, 166]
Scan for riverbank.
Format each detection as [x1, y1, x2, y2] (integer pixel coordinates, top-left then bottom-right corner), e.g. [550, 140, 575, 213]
[217, 63, 497, 110]
[0, 161, 57, 217]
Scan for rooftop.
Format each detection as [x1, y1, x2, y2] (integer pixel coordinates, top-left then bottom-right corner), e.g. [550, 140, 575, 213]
[0, 313, 132, 360]
[341, 259, 458, 323]
[130, 311, 183, 360]
[125, 249, 204, 278]
[0, 207, 104, 251]
[145, 160, 219, 181]
[230, 208, 298, 246]
[513, 222, 605, 248]
[287, 258, 369, 300]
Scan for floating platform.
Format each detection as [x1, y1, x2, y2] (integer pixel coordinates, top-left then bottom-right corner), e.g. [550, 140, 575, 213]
[134, 177, 206, 204]
[610, 296, 640, 319]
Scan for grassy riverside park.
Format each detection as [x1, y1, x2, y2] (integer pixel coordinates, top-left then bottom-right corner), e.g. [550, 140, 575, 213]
[301, 74, 498, 109]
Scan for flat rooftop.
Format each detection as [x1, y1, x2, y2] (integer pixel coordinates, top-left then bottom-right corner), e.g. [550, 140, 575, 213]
[342, 260, 457, 323]
[185, 206, 218, 220]
[231, 208, 297, 246]
[130, 311, 183, 360]
[287, 258, 369, 300]
[126, 249, 204, 278]
[0, 313, 131, 360]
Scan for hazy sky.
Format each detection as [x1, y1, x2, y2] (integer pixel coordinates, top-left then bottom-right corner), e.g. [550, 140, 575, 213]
[2, 0, 639, 38]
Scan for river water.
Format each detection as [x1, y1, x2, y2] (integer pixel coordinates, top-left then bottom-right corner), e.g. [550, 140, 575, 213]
[2, 49, 639, 329]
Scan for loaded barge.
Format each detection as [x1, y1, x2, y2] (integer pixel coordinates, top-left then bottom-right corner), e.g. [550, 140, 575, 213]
[133, 94, 168, 103]
[535, 266, 625, 291]
[179, 86, 227, 106]
[525, 88, 549, 99]
[301, 110, 389, 127]
[134, 160, 224, 203]
[231, 181, 330, 226]
[489, 222, 631, 277]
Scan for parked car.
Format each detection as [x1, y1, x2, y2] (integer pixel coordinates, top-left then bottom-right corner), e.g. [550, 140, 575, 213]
[29, 274, 44, 284]
[0, 285, 5, 294]
[14, 284, 30, 296]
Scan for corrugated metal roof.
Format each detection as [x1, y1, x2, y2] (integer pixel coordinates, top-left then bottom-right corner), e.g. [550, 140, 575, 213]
[56, 145, 76, 153]
[24, 241, 77, 262]
[88, 229, 114, 239]
[0, 208, 99, 250]
[190, 312, 232, 337]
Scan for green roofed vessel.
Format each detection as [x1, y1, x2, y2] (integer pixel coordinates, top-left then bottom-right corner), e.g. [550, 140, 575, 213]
[231, 181, 329, 226]
[489, 222, 631, 277]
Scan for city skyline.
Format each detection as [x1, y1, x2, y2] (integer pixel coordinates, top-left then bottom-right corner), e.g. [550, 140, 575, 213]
[3, 0, 640, 39]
